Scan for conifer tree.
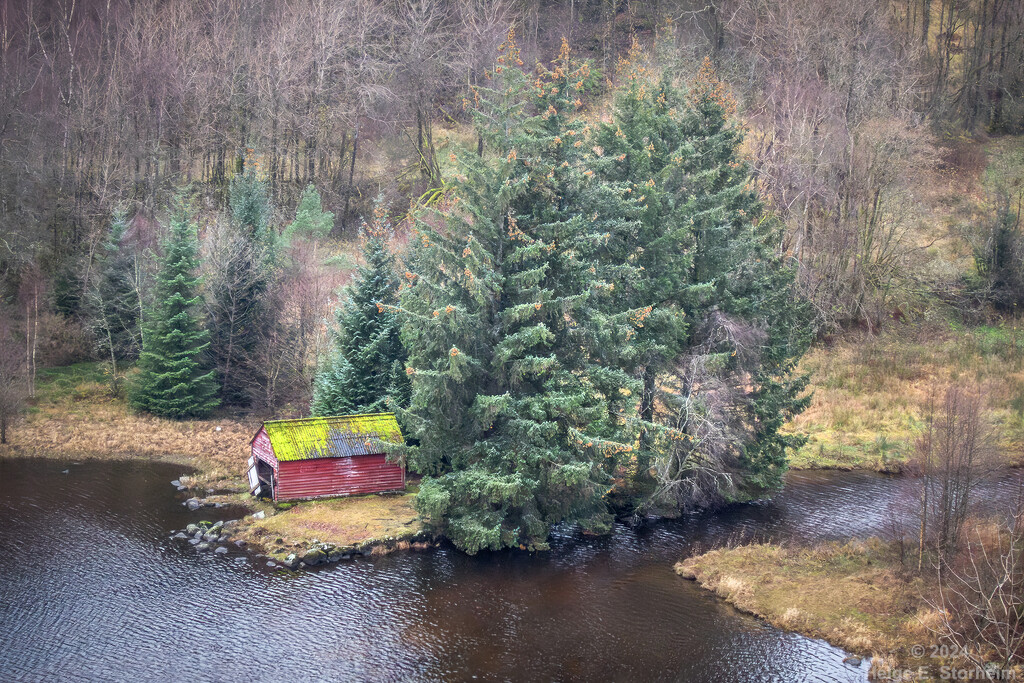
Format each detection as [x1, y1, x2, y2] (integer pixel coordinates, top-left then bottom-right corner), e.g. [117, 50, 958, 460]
[284, 184, 334, 243]
[130, 209, 218, 419]
[592, 46, 696, 495]
[89, 210, 141, 380]
[597, 53, 811, 509]
[206, 161, 278, 405]
[312, 196, 409, 416]
[397, 34, 639, 554]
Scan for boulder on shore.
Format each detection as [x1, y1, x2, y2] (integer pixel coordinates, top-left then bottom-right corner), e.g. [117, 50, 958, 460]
[300, 548, 326, 566]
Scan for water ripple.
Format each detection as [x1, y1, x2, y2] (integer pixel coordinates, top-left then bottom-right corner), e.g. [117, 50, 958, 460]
[8, 460, 1015, 681]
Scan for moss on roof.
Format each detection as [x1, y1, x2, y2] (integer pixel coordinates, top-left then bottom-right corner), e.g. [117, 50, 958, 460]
[263, 413, 403, 462]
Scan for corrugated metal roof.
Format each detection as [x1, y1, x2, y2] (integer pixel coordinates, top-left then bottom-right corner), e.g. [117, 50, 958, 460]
[262, 413, 403, 462]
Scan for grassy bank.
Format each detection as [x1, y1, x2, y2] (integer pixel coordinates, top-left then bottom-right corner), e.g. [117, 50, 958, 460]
[676, 540, 945, 674]
[1, 362, 259, 489]
[786, 322, 1024, 471]
[677, 540, 926, 656]
[229, 491, 430, 565]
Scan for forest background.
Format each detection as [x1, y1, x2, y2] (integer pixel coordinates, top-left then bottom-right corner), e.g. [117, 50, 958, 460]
[2, 0, 1023, 479]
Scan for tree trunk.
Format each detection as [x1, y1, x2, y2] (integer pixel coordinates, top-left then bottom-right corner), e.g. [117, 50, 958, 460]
[919, 480, 928, 571]
[343, 125, 358, 232]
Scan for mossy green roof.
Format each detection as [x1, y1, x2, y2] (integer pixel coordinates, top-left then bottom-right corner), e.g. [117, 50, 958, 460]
[262, 413, 403, 462]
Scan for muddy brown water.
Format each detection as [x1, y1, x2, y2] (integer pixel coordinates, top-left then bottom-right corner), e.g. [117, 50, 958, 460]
[2, 458, 1021, 682]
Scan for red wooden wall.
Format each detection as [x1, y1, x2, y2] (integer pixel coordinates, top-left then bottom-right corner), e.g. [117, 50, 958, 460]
[274, 454, 405, 501]
[250, 425, 405, 501]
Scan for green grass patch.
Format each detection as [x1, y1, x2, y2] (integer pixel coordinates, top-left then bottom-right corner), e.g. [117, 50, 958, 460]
[788, 322, 1024, 470]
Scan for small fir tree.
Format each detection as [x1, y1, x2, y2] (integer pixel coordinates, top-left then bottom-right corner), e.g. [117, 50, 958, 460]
[89, 210, 141, 382]
[130, 209, 219, 418]
[284, 184, 334, 243]
[230, 156, 274, 243]
[312, 197, 409, 416]
[397, 34, 639, 554]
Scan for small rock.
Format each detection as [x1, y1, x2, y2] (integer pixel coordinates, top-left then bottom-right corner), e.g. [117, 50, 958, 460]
[203, 501, 215, 508]
[173, 532, 188, 540]
[193, 530, 203, 540]
[188, 538, 200, 545]
[214, 546, 228, 554]
[234, 557, 246, 564]
[843, 656, 862, 667]
[203, 532, 219, 542]
[211, 520, 224, 530]
[214, 502, 223, 508]
[186, 524, 200, 535]
[281, 554, 298, 569]
[171, 480, 181, 487]
[207, 488, 215, 494]
[266, 561, 277, 568]
[61, 469, 70, 474]
[196, 542, 210, 551]
[300, 548, 326, 566]
[177, 486, 187, 491]
[251, 511, 266, 520]
[185, 498, 202, 511]
[234, 540, 247, 547]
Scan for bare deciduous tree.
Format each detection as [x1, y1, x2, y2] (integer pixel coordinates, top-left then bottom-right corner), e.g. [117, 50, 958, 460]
[0, 309, 26, 444]
[913, 384, 994, 567]
[926, 486, 1024, 676]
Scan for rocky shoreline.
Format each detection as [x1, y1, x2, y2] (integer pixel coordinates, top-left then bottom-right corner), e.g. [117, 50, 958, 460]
[169, 479, 435, 570]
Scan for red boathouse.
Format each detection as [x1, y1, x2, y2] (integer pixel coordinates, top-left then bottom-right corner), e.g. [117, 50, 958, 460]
[247, 413, 405, 501]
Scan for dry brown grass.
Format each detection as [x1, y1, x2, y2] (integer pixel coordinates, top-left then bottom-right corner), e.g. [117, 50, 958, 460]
[676, 539, 932, 667]
[2, 401, 257, 489]
[787, 323, 1024, 470]
[234, 492, 423, 557]
[1, 362, 262, 489]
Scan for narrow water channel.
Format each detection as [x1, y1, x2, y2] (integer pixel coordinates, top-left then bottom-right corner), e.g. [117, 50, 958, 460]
[1, 458, 1019, 681]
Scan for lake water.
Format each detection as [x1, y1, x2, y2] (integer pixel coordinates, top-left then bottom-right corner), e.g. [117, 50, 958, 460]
[2, 458, 1020, 681]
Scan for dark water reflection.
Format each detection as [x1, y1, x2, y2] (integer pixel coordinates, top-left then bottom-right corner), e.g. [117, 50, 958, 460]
[1, 459, 1020, 682]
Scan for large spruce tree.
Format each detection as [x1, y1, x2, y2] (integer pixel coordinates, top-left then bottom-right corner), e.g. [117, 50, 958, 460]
[130, 209, 218, 419]
[398, 34, 639, 554]
[312, 197, 409, 416]
[597, 53, 811, 510]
